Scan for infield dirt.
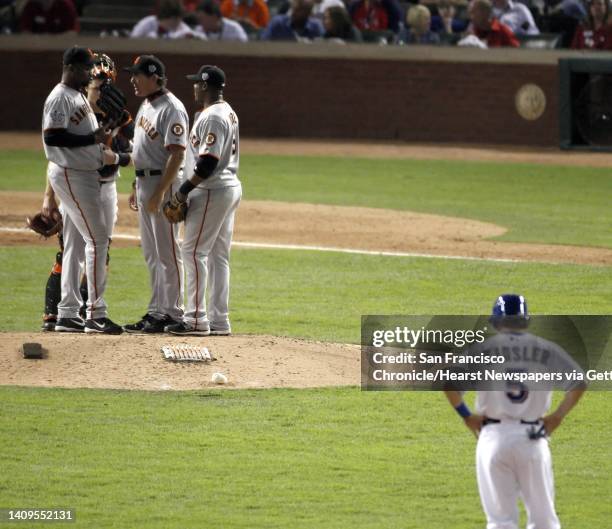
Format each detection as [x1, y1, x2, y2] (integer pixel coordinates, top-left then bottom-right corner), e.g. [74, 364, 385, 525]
[1, 135, 610, 391]
[0, 333, 359, 391]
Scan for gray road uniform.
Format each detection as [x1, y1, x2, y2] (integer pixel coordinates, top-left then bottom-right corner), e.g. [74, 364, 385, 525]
[59, 174, 117, 318]
[44, 83, 112, 320]
[182, 101, 241, 332]
[132, 90, 188, 321]
[57, 111, 126, 319]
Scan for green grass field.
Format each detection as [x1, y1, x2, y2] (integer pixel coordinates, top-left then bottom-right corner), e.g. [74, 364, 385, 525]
[1, 149, 611, 528]
[2, 150, 611, 248]
[1, 388, 610, 529]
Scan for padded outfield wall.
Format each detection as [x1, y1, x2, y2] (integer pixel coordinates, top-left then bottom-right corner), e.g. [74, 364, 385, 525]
[0, 35, 608, 146]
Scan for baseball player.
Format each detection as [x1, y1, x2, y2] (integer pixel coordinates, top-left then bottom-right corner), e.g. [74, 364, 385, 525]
[163, 65, 241, 336]
[445, 294, 586, 529]
[43, 46, 125, 334]
[40, 52, 133, 332]
[123, 55, 188, 334]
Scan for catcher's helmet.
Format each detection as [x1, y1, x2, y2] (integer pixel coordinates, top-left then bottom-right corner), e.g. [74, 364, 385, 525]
[489, 294, 529, 328]
[92, 53, 116, 82]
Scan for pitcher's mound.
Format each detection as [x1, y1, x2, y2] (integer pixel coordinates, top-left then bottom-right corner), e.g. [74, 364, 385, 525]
[0, 333, 360, 391]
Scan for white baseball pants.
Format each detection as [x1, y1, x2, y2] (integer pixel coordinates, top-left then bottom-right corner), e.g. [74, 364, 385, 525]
[182, 184, 242, 331]
[58, 180, 117, 319]
[48, 163, 112, 319]
[477, 421, 560, 529]
[135, 174, 184, 320]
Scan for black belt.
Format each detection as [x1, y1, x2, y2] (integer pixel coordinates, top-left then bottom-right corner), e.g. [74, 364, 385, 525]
[99, 180, 112, 185]
[483, 417, 539, 426]
[135, 169, 162, 177]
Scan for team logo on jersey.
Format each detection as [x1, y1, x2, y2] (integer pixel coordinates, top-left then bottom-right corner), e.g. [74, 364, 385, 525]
[50, 110, 65, 123]
[172, 123, 184, 136]
[205, 133, 216, 146]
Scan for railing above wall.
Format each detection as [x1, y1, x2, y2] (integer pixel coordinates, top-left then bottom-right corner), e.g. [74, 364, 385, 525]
[3, 33, 611, 64]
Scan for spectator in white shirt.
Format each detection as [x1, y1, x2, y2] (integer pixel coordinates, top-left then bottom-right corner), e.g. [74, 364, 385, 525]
[492, 0, 539, 35]
[312, 0, 346, 19]
[131, 0, 206, 39]
[195, 0, 249, 40]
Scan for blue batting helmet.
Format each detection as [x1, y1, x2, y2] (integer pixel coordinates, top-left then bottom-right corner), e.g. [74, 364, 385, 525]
[489, 294, 529, 328]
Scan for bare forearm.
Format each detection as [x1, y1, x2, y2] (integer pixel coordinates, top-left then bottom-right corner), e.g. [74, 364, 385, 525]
[444, 390, 463, 408]
[157, 151, 185, 196]
[43, 178, 55, 201]
[445, 390, 482, 438]
[553, 387, 586, 418]
[542, 386, 586, 435]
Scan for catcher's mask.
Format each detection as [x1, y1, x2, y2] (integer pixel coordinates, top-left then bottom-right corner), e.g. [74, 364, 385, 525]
[489, 294, 530, 329]
[92, 53, 117, 82]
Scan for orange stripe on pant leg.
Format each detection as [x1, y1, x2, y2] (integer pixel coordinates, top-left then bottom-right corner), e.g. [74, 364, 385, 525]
[193, 190, 210, 330]
[64, 168, 98, 312]
[169, 183, 182, 316]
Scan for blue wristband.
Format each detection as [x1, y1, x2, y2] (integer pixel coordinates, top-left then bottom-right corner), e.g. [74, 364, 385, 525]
[455, 403, 471, 418]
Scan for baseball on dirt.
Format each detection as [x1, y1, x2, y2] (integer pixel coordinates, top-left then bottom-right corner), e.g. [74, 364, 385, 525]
[211, 372, 228, 385]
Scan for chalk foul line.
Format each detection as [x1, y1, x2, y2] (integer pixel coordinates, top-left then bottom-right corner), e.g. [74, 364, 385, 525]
[0, 226, 521, 263]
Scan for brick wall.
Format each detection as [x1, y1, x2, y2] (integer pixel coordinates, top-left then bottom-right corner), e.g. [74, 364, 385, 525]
[1, 40, 561, 146]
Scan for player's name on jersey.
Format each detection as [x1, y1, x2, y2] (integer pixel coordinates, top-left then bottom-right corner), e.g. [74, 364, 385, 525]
[370, 351, 505, 365]
[71, 104, 93, 126]
[138, 115, 159, 140]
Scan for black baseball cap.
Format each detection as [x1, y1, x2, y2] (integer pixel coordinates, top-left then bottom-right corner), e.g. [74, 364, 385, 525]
[123, 55, 166, 77]
[63, 46, 95, 67]
[186, 65, 225, 87]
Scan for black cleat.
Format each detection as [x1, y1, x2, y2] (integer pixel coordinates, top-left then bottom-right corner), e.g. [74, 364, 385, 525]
[42, 314, 57, 332]
[143, 315, 178, 334]
[85, 317, 123, 335]
[165, 321, 211, 336]
[123, 314, 155, 334]
[55, 317, 85, 333]
[210, 327, 231, 336]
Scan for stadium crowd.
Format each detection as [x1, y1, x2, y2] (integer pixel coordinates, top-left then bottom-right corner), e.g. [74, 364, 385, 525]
[1, 0, 611, 49]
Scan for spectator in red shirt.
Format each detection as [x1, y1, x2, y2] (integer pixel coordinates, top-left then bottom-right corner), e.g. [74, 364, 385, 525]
[571, 0, 612, 49]
[19, 0, 79, 33]
[181, 0, 199, 11]
[348, 0, 402, 32]
[469, 0, 519, 47]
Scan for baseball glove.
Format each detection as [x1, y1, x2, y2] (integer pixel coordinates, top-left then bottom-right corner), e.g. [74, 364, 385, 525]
[26, 211, 62, 238]
[163, 194, 188, 224]
[97, 81, 128, 126]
